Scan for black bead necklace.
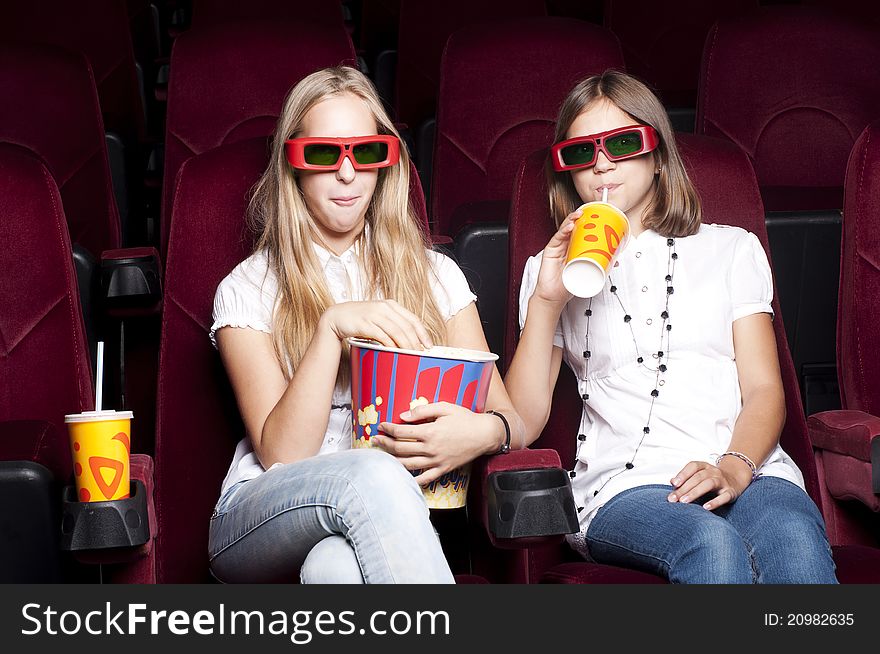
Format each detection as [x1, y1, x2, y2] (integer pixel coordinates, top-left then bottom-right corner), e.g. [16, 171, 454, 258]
[572, 237, 678, 512]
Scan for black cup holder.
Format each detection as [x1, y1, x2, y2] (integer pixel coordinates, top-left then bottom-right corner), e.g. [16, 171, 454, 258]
[487, 467, 579, 539]
[60, 480, 149, 551]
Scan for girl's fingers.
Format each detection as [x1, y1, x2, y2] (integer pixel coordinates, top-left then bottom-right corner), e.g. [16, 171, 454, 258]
[384, 301, 433, 349]
[703, 489, 735, 511]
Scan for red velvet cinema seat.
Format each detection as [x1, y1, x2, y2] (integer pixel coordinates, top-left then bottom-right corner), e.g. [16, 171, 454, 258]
[188, 0, 346, 30]
[431, 17, 623, 362]
[603, 0, 758, 130]
[696, 6, 880, 414]
[0, 0, 147, 149]
[696, 5, 880, 213]
[432, 17, 623, 239]
[0, 144, 96, 581]
[468, 134, 880, 583]
[161, 19, 356, 261]
[108, 136, 439, 583]
[393, 0, 546, 149]
[0, 44, 121, 260]
[808, 121, 880, 547]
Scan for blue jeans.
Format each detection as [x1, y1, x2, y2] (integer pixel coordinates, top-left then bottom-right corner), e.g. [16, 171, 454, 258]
[208, 448, 455, 584]
[585, 476, 838, 584]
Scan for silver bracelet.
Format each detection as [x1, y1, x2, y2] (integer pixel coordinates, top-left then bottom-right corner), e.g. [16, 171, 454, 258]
[715, 451, 759, 481]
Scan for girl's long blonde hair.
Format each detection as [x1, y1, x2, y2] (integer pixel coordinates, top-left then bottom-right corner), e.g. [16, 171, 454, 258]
[249, 66, 446, 379]
[548, 70, 701, 237]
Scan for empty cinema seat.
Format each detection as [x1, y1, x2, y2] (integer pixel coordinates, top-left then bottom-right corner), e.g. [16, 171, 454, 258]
[604, 0, 758, 132]
[0, 143, 95, 582]
[696, 6, 880, 413]
[808, 121, 880, 547]
[161, 19, 357, 260]
[465, 134, 880, 583]
[188, 0, 346, 30]
[432, 17, 623, 361]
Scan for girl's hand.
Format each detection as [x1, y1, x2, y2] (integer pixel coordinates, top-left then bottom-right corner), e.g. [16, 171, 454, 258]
[667, 458, 754, 511]
[374, 402, 503, 485]
[321, 300, 433, 351]
[533, 209, 580, 307]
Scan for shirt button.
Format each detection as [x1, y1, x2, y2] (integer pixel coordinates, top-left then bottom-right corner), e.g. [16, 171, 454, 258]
[341, 291, 349, 299]
[646, 318, 653, 325]
[635, 252, 642, 258]
[641, 286, 648, 292]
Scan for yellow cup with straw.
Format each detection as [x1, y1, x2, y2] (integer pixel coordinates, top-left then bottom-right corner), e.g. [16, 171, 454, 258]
[65, 341, 133, 502]
[562, 188, 630, 298]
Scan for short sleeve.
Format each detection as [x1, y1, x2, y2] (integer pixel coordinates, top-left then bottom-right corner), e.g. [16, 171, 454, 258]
[519, 253, 564, 348]
[427, 250, 477, 320]
[209, 252, 277, 348]
[730, 231, 774, 322]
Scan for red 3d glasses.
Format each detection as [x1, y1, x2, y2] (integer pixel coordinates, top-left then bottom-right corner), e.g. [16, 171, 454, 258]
[285, 135, 400, 171]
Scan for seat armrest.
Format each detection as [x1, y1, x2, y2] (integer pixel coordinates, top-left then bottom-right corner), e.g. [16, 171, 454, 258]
[101, 247, 163, 316]
[472, 448, 576, 549]
[808, 410, 880, 509]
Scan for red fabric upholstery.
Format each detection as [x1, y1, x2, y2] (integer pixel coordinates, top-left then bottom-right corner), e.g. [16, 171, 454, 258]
[394, 0, 546, 130]
[190, 0, 345, 29]
[604, 0, 757, 108]
[0, 421, 71, 485]
[0, 45, 121, 257]
[0, 144, 95, 445]
[490, 134, 880, 582]
[0, 0, 146, 145]
[696, 6, 880, 211]
[153, 137, 429, 582]
[432, 17, 624, 238]
[161, 20, 357, 258]
[839, 121, 880, 417]
[802, 121, 880, 540]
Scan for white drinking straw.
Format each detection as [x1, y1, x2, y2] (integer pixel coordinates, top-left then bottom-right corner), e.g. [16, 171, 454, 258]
[602, 187, 608, 204]
[96, 340, 104, 412]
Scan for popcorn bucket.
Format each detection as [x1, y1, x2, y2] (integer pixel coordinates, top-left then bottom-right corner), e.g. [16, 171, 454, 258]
[348, 338, 498, 509]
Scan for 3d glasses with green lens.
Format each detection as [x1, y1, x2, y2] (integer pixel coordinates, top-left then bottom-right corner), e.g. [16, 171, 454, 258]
[551, 125, 659, 172]
[285, 135, 400, 171]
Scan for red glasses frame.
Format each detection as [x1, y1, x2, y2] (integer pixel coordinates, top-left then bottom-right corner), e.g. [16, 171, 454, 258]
[551, 124, 660, 172]
[284, 135, 400, 171]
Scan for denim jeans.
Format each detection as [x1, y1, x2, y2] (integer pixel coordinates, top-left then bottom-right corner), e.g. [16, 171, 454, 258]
[585, 476, 838, 583]
[208, 448, 455, 584]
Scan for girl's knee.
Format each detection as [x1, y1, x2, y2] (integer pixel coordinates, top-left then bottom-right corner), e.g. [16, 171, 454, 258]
[300, 536, 364, 584]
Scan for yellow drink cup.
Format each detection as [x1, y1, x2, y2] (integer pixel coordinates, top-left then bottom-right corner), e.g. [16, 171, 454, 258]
[562, 201, 630, 298]
[65, 410, 133, 502]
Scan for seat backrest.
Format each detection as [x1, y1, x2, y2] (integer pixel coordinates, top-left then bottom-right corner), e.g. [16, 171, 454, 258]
[696, 6, 880, 212]
[155, 136, 430, 582]
[0, 142, 94, 477]
[505, 134, 822, 504]
[161, 20, 357, 259]
[604, 0, 757, 108]
[189, 0, 345, 30]
[432, 17, 624, 238]
[839, 120, 880, 416]
[0, 44, 121, 257]
[1, 0, 146, 145]
[394, 0, 546, 131]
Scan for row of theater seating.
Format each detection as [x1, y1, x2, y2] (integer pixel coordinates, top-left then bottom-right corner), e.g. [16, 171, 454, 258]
[2, 121, 879, 583]
[2, 1, 879, 582]
[4, 4, 880, 429]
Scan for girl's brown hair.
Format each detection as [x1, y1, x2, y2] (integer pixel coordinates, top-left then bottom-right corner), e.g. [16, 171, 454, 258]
[548, 69, 701, 237]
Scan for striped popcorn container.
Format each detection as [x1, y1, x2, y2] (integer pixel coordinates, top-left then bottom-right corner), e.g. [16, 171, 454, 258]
[348, 338, 498, 509]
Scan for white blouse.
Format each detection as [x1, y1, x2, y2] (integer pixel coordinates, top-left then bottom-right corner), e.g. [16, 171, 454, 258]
[210, 240, 477, 497]
[519, 224, 805, 556]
